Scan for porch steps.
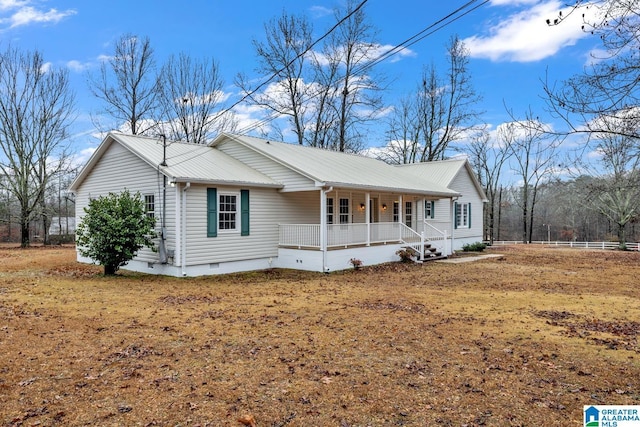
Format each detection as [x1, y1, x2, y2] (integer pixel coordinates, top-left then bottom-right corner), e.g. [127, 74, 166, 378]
[402, 244, 447, 263]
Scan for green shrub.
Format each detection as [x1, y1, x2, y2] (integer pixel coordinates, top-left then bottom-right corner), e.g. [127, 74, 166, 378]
[76, 190, 156, 275]
[462, 242, 487, 252]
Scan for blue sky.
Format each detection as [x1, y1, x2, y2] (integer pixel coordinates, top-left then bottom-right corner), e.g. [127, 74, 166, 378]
[1, 0, 601, 164]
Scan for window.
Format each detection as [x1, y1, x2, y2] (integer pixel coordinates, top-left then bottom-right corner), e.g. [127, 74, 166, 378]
[425, 200, 435, 220]
[144, 195, 155, 219]
[218, 193, 237, 231]
[393, 201, 399, 223]
[339, 198, 349, 224]
[207, 188, 250, 237]
[455, 202, 471, 229]
[326, 197, 334, 224]
[405, 201, 412, 227]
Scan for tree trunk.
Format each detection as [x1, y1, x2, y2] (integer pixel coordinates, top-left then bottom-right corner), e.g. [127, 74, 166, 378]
[20, 218, 29, 248]
[617, 223, 626, 248]
[104, 264, 117, 275]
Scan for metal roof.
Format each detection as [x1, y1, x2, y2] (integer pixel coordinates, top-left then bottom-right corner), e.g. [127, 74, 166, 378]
[70, 133, 282, 191]
[212, 133, 460, 197]
[397, 158, 488, 201]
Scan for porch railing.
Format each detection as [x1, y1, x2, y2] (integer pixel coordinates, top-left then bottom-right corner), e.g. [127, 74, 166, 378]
[424, 220, 449, 255]
[279, 224, 321, 248]
[279, 222, 448, 256]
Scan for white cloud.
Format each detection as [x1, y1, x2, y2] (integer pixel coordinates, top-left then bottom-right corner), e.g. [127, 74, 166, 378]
[66, 59, 89, 72]
[39, 60, 51, 73]
[463, 1, 589, 62]
[309, 5, 332, 18]
[0, 1, 75, 29]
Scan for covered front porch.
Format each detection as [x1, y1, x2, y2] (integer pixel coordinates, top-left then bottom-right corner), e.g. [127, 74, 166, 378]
[275, 188, 455, 272]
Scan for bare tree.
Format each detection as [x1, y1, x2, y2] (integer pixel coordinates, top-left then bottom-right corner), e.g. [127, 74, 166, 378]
[544, 1, 640, 140]
[416, 36, 482, 161]
[236, 11, 313, 145]
[306, 49, 340, 149]
[158, 53, 233, 144]
[467, 127, 513, 242]
[379, 35, 481, 162]
[88, 33, 158, 135]
[586, 131, 640, 245]
[379, 95, 421, 164]
[0, 47, 75, 247]
[506, 112, 559, 243]
[323, 0, 384, 152]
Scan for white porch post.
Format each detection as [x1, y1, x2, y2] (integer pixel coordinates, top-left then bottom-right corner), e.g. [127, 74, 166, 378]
[398, 195, 403, 240]
[450, 197, 456, 255]
[365, 192, 370, 246]
[420, 198, 425, 233]
[320, 187, 332, 272]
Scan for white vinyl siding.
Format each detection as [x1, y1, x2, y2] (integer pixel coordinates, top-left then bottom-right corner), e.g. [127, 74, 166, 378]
[74, 141, 175, 263]
[216, 140, 316, 192]
[450, 168, 484, 241]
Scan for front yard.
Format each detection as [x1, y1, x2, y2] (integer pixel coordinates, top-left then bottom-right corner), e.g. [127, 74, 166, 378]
[0, 245, 638, 426]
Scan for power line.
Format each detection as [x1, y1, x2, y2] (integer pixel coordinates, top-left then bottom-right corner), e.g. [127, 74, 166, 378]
[234, 0, 490, 136]
[210, 0, 370, 127]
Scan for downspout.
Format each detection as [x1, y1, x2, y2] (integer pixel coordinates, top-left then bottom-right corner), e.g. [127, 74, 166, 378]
[181, 182, 191, 276]
[158, 135, 168, 264]
[321, 186, 333, 273]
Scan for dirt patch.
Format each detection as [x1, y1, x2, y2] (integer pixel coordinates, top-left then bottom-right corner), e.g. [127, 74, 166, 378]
[0, 245, 638, 426]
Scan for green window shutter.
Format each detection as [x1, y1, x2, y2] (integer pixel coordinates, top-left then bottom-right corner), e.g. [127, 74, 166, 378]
[468, 203, 472, 228]
[207, 188, 217, 237]
[241, 189, 250, 236]
[454, 202, 458, 229]
[430, 201, 435, 219]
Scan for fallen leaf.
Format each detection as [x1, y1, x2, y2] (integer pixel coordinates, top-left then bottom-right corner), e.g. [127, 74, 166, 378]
[237, 414, 256, 427]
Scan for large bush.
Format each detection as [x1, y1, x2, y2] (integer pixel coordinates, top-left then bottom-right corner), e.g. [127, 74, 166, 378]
[76, 190, 156, 275]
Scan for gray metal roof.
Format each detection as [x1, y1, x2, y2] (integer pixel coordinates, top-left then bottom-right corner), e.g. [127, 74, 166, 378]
[70, 133, 282, 191]
[212, 133, 460, 197]
[398, 158, 487, 201]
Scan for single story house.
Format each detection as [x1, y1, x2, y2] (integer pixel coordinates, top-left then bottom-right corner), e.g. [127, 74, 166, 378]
[69, 132, 487, 276]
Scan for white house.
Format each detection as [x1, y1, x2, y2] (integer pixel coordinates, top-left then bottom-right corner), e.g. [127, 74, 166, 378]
[69, 132, 487, 276]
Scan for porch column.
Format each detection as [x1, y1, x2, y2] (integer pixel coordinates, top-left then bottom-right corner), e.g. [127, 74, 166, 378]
[320, 187, 330, 272]
[450, 197, 456, 255]
[420, 198, 425, 233]
[365, 192, 370, 246]
[398, 195, 403, 240]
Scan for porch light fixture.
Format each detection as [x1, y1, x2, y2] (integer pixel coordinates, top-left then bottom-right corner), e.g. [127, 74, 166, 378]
[382, 204, 387, 211]
[359, 203, 365, 211]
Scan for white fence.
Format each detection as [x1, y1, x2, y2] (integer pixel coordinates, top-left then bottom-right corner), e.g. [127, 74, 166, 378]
[492, 241, 640, 251]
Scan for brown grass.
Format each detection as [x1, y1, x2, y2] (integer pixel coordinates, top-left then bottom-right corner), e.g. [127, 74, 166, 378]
[0, 245, 638, 426]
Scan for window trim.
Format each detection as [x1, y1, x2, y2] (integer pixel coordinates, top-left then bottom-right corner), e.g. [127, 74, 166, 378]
[454, 202, 471, 229]
[144, 194, 155, 219]
[326, 197, 334, 225]
[218, 191, 240, 233]
[339, 197, 350, 224]
[425, 200, 435, 220]
[404, 201, 413, 227]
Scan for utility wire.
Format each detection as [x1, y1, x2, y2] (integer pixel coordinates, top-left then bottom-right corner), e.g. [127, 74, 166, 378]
[209, 0, 369, 126]
[234, 0, 489, 136]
